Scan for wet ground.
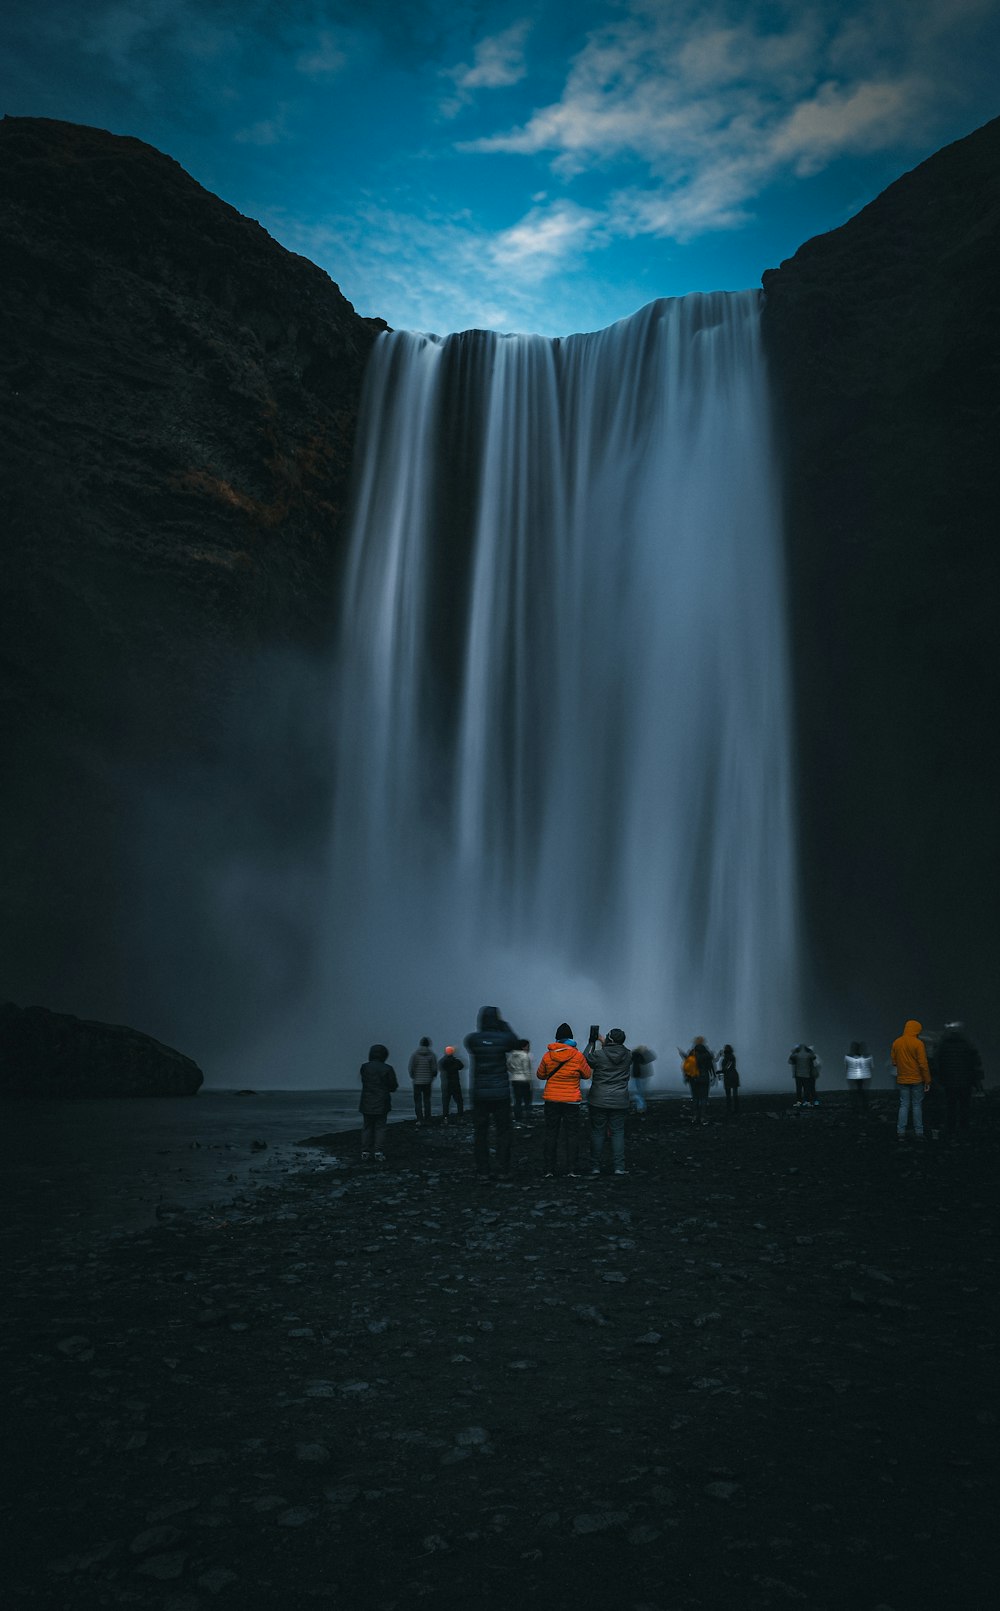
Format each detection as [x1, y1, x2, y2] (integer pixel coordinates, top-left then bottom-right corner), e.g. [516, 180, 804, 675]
[4, 1091, 998, 1609]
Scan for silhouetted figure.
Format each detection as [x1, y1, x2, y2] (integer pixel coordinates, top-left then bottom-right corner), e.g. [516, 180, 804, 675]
[585, 1027, 632, 1174]
[789, 1043, 820, 1107]
[408, 1036, 438, 1126]
[719, 1044, 740, 1114]
[359, 1044, 398, 1163]
[465, 1006, 519, 1181]
[536, 1023, 591, 1176]
[507, 1039, 534, 1125]
[891, 1018, 931, 1140]
[935, 1021, 984, 1138]
[630, 1044, 656, 1116]
[845, 1040, 873, 1109]
[438, 1045, 466, 1124]
[682, 1036, 714, 1124]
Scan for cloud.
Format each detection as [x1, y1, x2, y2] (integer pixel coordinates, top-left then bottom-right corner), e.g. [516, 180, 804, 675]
[296, 30, 346, 78]
[769, 76, 930, 176]
[490, 200, 601, 273]
[263, 192, 617, 338]
[460, 0, 985, 241]
[234, 107, 291, 147]
[441, 19, 531, 116]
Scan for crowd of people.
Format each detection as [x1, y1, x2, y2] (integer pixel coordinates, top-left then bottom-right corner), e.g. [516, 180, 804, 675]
[356, 1010, 986, 1176]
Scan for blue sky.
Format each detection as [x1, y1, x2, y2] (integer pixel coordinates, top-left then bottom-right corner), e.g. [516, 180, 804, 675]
[3, 0, 998, 335]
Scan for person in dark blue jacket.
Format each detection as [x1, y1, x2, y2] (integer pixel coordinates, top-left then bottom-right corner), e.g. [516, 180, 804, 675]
[464, 1005, 519, 1181]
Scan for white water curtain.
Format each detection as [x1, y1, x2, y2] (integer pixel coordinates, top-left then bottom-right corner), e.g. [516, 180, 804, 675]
[324, 292, 799, 1082]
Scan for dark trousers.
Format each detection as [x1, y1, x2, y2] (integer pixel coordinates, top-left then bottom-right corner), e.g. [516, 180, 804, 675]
[724, 1084, 739, 1112]
[945, 1086, 973, 1132]
[543, 1101, 580, 1172]
[513, 1082, 534, 1119]
[442, 1076, 464, 1119]
[850, 1081, 869, 1109]
[473, 1098, 512, 1175]
[362, 1112, 387, 1153]
[795, 1076, 817, 1103]
[413, 1084, 432, 1122]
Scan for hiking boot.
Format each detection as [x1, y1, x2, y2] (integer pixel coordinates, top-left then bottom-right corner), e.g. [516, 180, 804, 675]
[360, 1152, 371, 1162]
[374, 1151, 387, 1163]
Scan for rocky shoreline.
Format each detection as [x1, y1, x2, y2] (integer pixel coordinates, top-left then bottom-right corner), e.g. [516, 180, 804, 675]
[5, 1093, 998, 1609]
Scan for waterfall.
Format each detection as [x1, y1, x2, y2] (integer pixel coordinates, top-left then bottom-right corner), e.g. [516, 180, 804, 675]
[325, 292, 799, 1084]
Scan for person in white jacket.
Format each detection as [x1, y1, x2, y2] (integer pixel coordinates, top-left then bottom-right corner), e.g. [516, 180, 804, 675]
[507, 1039, 534, 1126]
[844, 1039, 873, 1110]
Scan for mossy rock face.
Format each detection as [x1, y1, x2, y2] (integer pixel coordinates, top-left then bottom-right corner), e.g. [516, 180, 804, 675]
[0, 1002, 203, 1097]
[762, 116, 1000, 1047]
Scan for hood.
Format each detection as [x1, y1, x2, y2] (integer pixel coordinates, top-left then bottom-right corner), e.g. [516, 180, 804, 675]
[602, 1044, 631, 1068]
[546, 1042, 578, 1060]
[903, 1020, 922, 1037]
[478, 1005, 503, 1031]
[368, 1043, 388, 1061]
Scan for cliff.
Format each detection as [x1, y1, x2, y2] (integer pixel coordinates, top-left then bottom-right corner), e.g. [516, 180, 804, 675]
[0, 117, 384, 1060]
[762, 116, 1000, 1042]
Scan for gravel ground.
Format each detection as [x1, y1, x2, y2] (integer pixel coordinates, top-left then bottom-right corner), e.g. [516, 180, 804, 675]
[4, 1092, 998, 1610]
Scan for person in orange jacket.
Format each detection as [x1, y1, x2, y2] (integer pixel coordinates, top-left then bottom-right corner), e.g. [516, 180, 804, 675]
[891, 1018, 932, 1141]
[536, 1023, 591, 1178]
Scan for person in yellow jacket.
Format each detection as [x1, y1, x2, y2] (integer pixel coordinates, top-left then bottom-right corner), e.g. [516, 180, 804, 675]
[536, 1023, 591, 1177]
[891, 1018, 932, 1141]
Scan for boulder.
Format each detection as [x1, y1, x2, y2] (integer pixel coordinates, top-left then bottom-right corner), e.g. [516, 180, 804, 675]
[0, 1001, 204, 1097]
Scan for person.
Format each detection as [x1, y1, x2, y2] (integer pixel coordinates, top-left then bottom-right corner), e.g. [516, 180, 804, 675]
[934, 1021, 984, 1139]
[844, 1040, 873, 1110]
[719, 1044, 740, 1114]
[630, 1044, 655, 1116]
[788, 1043, 821, 1107]
[438, 1045, 466, 1124]
[681, 1036, 714, 1124]
[536, 1023, 591, 1177]
[407, 1036, 438, 1126]
[891, 1018, 931, 1141]
[584, 1027, 632, 1175]
[358, 1043, 398, 1163]
[464, 1006, 519, 1181]
[507, 1039, 534, 1126]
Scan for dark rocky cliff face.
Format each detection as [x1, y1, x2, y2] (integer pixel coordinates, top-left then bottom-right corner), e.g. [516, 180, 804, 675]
[762, 116, 1000, 1050]
[0, 117, 384, 1062]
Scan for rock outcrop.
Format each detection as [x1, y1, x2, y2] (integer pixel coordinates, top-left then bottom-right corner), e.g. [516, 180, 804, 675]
[0, 1002, 203, 1097]
[0, 117, 384, 1053]
[762, 116, 1000, 1044]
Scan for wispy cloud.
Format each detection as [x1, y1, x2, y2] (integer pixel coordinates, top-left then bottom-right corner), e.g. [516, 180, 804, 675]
[460, 1, 980, 242]
[441, 19, 531, 117]
[263, 193, 617, 337]
[296, 30, 346, 78]
[490, 200, 600, 273]
[234, 107, 291, 147]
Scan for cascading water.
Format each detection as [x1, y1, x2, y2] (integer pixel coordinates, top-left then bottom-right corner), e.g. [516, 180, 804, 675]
[323, 291, 799, 1083]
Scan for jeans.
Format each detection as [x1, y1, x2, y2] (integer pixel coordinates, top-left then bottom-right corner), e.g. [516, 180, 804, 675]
[441, 1076, 464, 1119]
[589, 1106, 626, 1171]
[631, 1080, 647, 1114]
[897, 1084, 926, 1135]
[543, 1101, 580, 1172]
[362, 1112, 387, 1153]
[473, 1097, 512, 1175]
[512, 1082, 534, 1120]
[413, 1084, 432, 1122]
